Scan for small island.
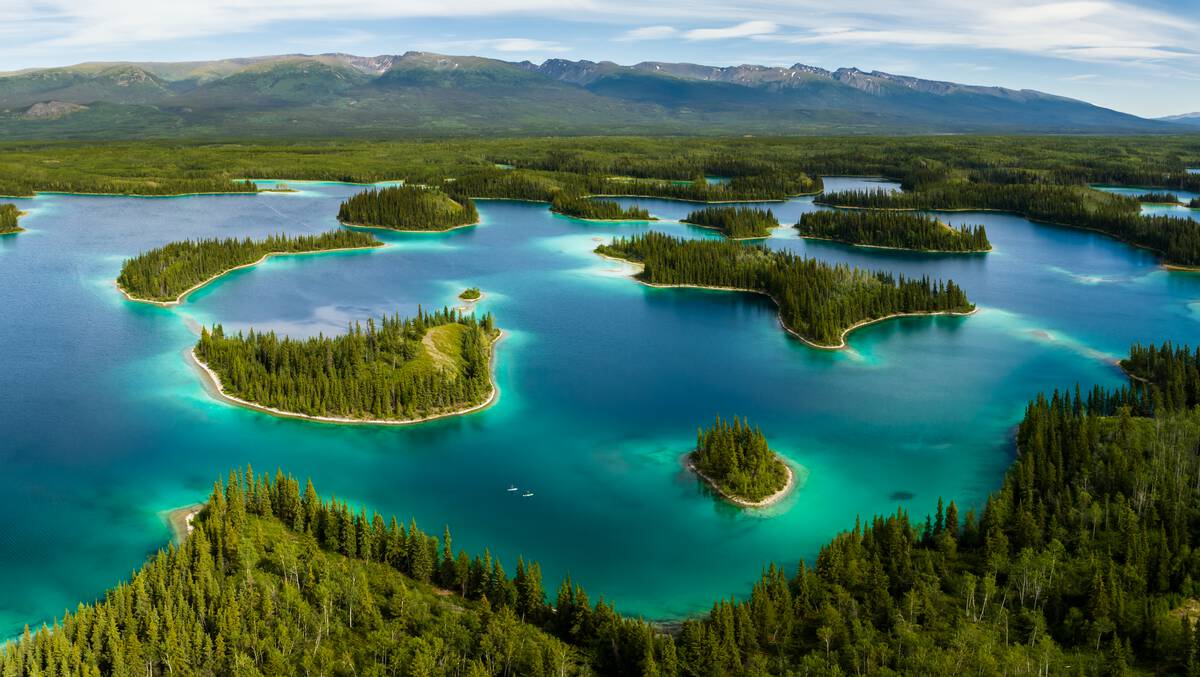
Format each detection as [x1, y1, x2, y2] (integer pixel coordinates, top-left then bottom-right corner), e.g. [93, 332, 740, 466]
[117, 230, 383, 304]
[1134, 192, 1180, 204]
[0, 203, 24, 234]
[796, 210, 991, 252]
[338, 185, 479, 231]
[551, 192, 653, 221]
[682, 206, 778, 239]
[194, 308, 501, 424]
[459, 287, 482, 301]
[688, 416, 792, 507]
[596, 232, 974, 349]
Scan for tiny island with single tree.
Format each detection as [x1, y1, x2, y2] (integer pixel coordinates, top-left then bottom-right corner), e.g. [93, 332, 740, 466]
[796, 210, 991, 252]
[0, 204, 23, 234]
[338, 185, 480, 231]
[550, 192, 653, 221]
[117, 230, 383, 304]
[682, 206, 778, 239]
[194, 308, 500, 424]
[595, 232, 974, 349]
[689, 416, 792, 507]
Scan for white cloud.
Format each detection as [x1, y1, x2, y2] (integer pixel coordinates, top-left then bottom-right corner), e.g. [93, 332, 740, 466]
[423, 37, 569, 53]
[684, 21, 778, 41]
[619, 25, 678, 41]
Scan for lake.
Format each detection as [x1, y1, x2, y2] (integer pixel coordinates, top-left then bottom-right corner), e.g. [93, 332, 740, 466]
[2, 178, 1197, 635]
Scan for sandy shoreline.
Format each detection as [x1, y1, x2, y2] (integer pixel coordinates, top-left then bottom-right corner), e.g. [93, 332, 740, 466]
[550, 210, 658, 223]
[339, 219, 480, 233]
[685, 452, 796, 508]
[117, 243, 386, 306]
[162, 503, 205, 544]
[595, 251, 977, 350]
[189, 330, 505, 426]
[796, 233, 991, 254]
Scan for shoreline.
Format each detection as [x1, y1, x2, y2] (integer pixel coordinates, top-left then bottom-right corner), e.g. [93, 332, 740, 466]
[117, 243, 386, 306]
[685, 452, 796, 509]
[595, 251, 977, 350]
[550, 210, 658, 223]
[796, 233, 991, 254]
[679, 219, 773, 240]
[188, 329, 505, 426]
[162, 503, 205, 544]
[33, 190, 258, 199]
[339, 219, 480, 233]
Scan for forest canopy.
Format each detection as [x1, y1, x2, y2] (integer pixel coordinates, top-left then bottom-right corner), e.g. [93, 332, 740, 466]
[797, 210, 991, 252]
[195, 308, 499, 422]
[596, 232, 974, 348]
[117, 230, 382, 303]
[550, 193, 652, 221]
[338, 186, 480, 231]
[683, 206, 778, 239]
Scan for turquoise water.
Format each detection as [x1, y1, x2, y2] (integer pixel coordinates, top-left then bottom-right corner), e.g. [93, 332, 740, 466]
[1091, 184, 1200, 221]
[2, 179, 1197, 636]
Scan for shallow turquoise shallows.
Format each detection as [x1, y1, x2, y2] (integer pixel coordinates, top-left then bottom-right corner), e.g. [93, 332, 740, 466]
[2, 178, 1198, 636]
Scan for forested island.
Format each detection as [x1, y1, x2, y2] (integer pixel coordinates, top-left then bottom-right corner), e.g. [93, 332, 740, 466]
[459, 287, 482, 301]
[0, 204, 22, 234]
[593, 173, 821, 202]
[1134, 192, 1180, 204]
[682, 206, 778, 239]
[117, 230, 382, 304]
[550, 193, 652, 221]
[689, 416, 791, 506]
[194, 309, 500, 423]
[338, 186, 480, 231]
[9, 341, 1200, 674]
[596, 232, 974, 348]
[817, 184, 1200, 267]
[797, 210, 991, 252]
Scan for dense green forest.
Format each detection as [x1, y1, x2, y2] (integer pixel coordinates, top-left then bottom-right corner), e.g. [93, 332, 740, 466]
[195, 309, 499, 422]
[596, 232, 974, 347]
[117, 230, 382, 302]
[591, 173, 820, 202]
[0, 203, 21, 234]
[1134, 192, 1181, 204]
[8, 343, 1200, 674]
[682, 206, 778, 239]
[1190, 198, 1200, 209]
[337, 186, 480, 231]
[818, 184, 1200, 267]
[460, 287, 482, 301]
[551, 193, 652, 221]
[692, 416, 789, 503]
[1121, 341, 1200, 413]
[797, 210, 991, 252]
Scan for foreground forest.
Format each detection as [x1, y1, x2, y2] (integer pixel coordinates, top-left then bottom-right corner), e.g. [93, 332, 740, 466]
[597, 232, 974, 348]
[5, 341, 1200, 675]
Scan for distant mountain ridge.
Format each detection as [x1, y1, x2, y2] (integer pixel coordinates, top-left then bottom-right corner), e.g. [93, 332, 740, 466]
[1159, 112, 1200, 126]
[0, 51, 1186, 138]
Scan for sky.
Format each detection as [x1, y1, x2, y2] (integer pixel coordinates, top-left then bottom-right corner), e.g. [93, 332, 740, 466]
[1, 0, 1198, 117]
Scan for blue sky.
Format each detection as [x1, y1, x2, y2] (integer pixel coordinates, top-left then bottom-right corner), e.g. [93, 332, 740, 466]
[2, 0, 1198, 117]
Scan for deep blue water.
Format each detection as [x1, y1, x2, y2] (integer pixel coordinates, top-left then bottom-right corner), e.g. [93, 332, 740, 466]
[1, 178, 1197, 636]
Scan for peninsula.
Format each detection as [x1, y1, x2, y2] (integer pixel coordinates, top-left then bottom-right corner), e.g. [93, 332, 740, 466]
[689, 416, 793, 507]
[0, 204, 23, 234]
[682, 206, 778, 239]
[338, 185, 479, 231]
[550, 192, 653, 221]
[194, 309, 501, 424]
[117, 230, 383, 304]
[595, 232, 974, 349]
[797, 210, 991, 252]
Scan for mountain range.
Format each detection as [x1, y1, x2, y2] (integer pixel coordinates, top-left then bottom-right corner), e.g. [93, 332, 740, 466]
[0, 52, 1189, 138]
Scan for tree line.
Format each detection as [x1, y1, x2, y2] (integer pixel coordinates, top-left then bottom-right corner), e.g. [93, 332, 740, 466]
[683, 206, 778, 239]
[117, 230, 382, 302]
[797, 210, 991, 252]
[591, 173, 819, 202]
[817, 184, 1200, 267]
[195, 308, 497, 422]
[337, 186, 479, 231]
[692, 416, 788, 503]
[0, 204, 21, 234]
[596, 232, 974, 347]
[551, 193, 652, 221]
[1135, 192, 1180, 204]
[8, 341, 1200, 674]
